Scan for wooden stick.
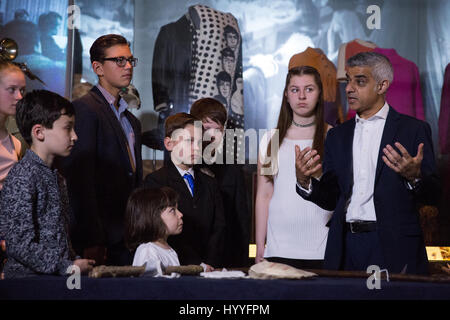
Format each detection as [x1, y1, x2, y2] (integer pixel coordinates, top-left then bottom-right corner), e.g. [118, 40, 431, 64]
[89, 265, 145, 278]
[164, 265, 204, 275]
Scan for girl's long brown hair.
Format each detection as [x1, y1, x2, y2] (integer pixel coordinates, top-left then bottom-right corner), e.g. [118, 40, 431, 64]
[263, 66, 327, 181]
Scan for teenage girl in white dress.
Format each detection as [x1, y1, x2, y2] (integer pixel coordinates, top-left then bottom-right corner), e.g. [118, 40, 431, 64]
[255, 66, 333, 269]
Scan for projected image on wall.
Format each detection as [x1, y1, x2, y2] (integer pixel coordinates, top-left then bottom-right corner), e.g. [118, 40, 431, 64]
[0, 1, 68, 96]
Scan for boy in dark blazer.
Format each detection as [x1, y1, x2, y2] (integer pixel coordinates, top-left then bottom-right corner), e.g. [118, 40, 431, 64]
[190, 98, 250, 268]
[144, 113, 225, 270]
[58, 34, 142, 266]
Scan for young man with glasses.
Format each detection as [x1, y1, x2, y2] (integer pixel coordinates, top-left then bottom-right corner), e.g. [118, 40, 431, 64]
[58, 34, 143, 266]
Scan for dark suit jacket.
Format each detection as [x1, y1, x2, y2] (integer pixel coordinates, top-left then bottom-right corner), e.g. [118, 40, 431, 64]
[58, 86, 143, 256]
[297, 106, 441, 275]
[198, 161, 250, 268]
[144, 160, 226, 267]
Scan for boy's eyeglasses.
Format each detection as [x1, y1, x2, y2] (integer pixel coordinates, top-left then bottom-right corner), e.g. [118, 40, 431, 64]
[102, 56, 138, 67]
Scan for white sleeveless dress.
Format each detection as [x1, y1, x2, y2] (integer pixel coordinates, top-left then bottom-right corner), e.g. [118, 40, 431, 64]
[261, 135, 332, 260]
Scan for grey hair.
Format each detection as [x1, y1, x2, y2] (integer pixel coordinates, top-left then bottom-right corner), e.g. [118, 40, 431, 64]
[347, 52, 394, 84]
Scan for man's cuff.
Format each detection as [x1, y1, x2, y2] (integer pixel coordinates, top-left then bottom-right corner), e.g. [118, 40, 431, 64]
[296, 179, 312, 195]
[405, 178, 422, 190]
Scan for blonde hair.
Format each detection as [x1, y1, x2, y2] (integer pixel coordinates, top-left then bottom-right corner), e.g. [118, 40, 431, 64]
[0, 61, 23, 78]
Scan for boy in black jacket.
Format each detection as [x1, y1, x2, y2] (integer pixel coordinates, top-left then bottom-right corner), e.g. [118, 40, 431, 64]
[144, 113, 225, 270]
[190, 98, 250, 268]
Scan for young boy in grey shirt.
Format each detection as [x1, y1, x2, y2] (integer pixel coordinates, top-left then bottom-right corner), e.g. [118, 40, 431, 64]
[0, 90, 94, 278]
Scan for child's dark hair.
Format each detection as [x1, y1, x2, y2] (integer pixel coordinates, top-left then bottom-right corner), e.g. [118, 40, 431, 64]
[124, 186, 180, 252]
[190, 98, 227, 127]
[15, 90, 75, 145]
[164, 112, 198, 138]
[90, 34, 129, 63]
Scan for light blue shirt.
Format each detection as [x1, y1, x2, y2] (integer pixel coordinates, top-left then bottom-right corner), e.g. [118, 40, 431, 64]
[96, 84, 136, 168]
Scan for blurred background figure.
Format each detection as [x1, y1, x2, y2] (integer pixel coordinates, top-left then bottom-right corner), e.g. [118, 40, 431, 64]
[38, 12, 65, 61]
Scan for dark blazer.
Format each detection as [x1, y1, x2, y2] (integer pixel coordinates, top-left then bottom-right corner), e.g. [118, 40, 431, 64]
[58, 86, 142, 262]
[297, 106, 441, 275]
[144, 160, 226, 267]
[198, 161, 250, 268]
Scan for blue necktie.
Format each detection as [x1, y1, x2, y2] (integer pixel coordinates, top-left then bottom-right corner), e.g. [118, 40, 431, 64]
[183, 173, 195, 196]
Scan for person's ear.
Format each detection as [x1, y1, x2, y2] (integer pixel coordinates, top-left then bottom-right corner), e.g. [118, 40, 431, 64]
[92, 61, 104, 77]
[378, 80, 390, 95]
[164, 136, 174, 151]
[31, 124, 45, 142]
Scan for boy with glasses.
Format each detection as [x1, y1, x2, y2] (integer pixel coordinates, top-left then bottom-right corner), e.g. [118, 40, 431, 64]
[58, 34, 143, 266]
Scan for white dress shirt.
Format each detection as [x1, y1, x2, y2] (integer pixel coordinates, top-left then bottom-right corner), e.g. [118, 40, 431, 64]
[346, 102, 389, 222]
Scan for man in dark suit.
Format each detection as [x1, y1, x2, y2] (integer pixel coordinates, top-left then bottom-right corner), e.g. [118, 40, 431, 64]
[144, 113, 225, 270]
[295, 52, 440, 275]
[58, 34, 142, 266]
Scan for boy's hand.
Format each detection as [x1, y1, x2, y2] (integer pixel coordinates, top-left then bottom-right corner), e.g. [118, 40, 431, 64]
[83, 246, 107, 265]
[200, 262, 215, 272]
[73, 259, 95, 274]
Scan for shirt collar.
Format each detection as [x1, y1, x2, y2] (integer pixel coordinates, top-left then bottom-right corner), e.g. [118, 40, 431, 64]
[355, 102, 389, 123]
[25, 149, 55, 172]
[96, 84, 129, 114]
[174, 164, 195, 179]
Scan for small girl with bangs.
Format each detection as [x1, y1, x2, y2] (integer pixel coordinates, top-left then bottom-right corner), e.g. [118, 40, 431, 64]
[125, 186, 183, 276]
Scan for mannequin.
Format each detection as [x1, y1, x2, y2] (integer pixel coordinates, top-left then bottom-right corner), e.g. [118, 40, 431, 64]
[151, 4, 244, 161]
[374, 47, 424, 120]
[336, 39, 377, 81]
[187, 5, 244, 131]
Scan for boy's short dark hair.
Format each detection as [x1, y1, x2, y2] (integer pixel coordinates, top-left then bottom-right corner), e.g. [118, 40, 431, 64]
[190, 98, 227, 127]
[90, 34, 129, 63]
[16, 90, 75, 145]
[164, 112, 198, 138]
[124, 186, 179, 251]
